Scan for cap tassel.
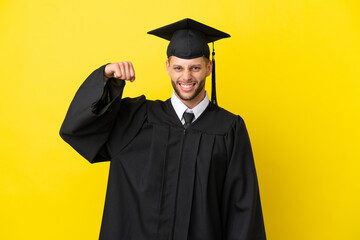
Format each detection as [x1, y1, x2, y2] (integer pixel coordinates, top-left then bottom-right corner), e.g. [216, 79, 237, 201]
[211, 42, 218, 107]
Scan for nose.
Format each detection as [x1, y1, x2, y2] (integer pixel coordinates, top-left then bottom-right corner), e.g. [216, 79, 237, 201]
[182, 69, 192, 81]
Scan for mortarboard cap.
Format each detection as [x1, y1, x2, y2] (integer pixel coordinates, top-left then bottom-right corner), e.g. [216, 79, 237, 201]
[147, 18, 230, 106]
[147, 18, 230, 59]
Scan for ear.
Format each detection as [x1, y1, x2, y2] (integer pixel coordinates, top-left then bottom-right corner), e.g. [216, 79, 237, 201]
[206, 60, 213, 77]
[166, 59, 170, 76]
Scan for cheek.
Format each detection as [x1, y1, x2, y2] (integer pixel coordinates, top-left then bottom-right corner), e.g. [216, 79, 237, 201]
[195, 70, 207, 78]
[170, 72, 181, 80]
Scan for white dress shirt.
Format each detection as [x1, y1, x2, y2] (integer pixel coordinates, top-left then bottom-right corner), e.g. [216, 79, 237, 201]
[170, 91, 210, 124]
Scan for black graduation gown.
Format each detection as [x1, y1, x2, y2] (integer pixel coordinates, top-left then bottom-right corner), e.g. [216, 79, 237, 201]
[59, 65, 266, 240]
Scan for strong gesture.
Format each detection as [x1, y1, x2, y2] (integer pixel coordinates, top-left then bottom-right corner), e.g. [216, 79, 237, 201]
[104, 62, 135, 83]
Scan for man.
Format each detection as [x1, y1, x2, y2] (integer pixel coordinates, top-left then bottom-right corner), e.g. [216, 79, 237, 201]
[60, 18, 266, 240]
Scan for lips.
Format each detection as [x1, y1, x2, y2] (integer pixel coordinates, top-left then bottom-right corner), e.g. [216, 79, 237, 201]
[179, 82, 196, 92]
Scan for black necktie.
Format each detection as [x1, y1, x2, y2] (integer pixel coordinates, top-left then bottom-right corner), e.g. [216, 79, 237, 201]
[183, 112, 195, 129]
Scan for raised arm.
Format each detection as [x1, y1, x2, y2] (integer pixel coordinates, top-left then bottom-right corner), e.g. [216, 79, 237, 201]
[59, 62, 146, 163]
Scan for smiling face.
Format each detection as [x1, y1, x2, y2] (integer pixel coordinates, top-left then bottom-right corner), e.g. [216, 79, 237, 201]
[166, 56, 212, 109]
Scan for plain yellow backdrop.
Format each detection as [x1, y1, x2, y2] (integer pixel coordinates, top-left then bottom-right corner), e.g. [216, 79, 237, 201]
[1, 0, 360, 239]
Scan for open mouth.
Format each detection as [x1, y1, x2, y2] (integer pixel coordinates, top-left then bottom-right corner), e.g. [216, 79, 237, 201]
[179, 82, 196, 92]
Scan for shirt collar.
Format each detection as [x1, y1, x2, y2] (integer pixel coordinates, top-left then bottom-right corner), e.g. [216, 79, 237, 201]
[171, 91, 210, 123]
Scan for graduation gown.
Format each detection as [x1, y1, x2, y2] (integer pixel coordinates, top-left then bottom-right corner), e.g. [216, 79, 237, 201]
[59, 65, 266, 240]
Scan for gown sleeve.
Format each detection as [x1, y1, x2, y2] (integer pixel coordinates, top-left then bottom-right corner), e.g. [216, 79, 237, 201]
[222, 116, 266, 240]
[59, 64, 146, 163]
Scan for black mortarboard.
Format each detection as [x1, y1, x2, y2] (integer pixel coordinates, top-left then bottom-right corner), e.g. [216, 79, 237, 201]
[147, 18, 230, 106]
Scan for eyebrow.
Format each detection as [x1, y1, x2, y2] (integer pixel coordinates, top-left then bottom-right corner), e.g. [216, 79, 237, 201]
[172, 64, 202, 68]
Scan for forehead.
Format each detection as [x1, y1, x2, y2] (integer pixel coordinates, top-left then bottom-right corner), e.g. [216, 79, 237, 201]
[169, 56, 208, 65]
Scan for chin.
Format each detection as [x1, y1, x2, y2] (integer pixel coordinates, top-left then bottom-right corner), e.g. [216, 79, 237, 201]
[176, 91, 195, 101]
[179, 94, 196, 101]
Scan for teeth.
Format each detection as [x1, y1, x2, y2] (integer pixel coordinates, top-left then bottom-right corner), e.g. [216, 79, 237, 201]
[180, 83, 194, 89]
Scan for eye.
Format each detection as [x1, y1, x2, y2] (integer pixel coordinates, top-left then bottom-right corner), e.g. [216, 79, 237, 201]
[192, 66, 201, 71]
[174, 66, 182, 71]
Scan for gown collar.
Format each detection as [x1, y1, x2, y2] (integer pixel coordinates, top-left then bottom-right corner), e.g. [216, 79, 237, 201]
[170, 91, 210, 124]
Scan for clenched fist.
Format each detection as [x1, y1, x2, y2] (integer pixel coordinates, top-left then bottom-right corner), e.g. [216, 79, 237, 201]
[104, 62, 135, 83]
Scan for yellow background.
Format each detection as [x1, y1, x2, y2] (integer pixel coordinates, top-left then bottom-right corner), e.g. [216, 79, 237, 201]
[1, 0, 359, 239]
